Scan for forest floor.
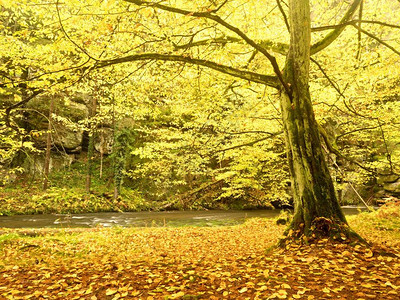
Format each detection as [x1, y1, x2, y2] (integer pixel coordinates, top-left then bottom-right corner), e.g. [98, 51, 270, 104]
[1, 203, 400, 300]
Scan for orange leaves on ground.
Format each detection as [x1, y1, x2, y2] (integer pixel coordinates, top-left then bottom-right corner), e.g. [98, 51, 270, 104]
[1, 218, 400, 299]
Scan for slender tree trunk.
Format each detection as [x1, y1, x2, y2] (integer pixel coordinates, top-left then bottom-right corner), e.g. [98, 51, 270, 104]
[112, 99, 119, 200]
[85, 96, 97, 194]
[99, 127, 104, 179]
[43, 97, 54, 190]
[280, 0, 348, 238]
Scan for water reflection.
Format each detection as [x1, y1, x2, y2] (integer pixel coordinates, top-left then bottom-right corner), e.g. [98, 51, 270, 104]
[0, 207, 372, 228]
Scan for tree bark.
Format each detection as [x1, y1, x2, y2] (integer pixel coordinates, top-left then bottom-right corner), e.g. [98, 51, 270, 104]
[85, 96, 97, 194]
[43, 97, 54, 191]
[280, 0, 348, 238]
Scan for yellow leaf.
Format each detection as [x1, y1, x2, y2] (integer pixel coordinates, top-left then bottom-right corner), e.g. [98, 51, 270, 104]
[322, 287, 330, 293]
[106, 289, 118, 296]
[239, 287, 248, 293]
[170, 291, 185, 299]
[276, 290, 287, 299]
[365, 250, 374, 258]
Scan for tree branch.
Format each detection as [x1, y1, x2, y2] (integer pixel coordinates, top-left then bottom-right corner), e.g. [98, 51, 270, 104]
[95, 53, 279, 87]
[173, 35, 289, 56]
[311, 0, 362, 55]
[276, 0, 290, 32]
[312, 19, 400, 32]
[352, 24, 400, 56]
[4, 89, 44, 132]
[356, 0, 364, 60]
[319, 124, 382, 175]
[214, 132, 283, 154]
[124, 0, 292, 96]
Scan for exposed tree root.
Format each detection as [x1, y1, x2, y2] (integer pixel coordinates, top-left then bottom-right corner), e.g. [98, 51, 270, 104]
[278, 217, 370, 248]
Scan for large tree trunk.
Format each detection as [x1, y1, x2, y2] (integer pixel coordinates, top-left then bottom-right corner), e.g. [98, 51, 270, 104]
[280, 0, 349, 239]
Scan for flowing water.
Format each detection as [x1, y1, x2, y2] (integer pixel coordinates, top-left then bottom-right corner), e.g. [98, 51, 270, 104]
[0, 206, 372, 228]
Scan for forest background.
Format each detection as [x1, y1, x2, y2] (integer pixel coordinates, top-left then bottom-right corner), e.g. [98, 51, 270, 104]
[1, 0, 400, 215]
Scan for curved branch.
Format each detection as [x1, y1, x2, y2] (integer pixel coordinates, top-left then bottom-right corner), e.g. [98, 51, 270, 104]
[320, 124, 399, 176]
[95, 53, 279, 88]
[311, 0, 362, 55]
[4, 89, 44, 132]
[124, 0, 291, 96]
[56, 0, 98, 61]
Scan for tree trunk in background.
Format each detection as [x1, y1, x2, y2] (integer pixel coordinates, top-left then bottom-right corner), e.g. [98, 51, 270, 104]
[113, 131, 126, 200]
[99, 127, 104, 179]
[85, 96, 97, 194]
[280, 0, 348, 238]
[43, 97, 54, 191]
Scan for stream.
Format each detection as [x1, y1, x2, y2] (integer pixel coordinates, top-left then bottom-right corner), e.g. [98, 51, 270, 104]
[0, 206, 372, 228]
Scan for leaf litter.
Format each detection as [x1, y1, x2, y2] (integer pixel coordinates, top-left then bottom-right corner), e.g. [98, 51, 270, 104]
[0, 215, 400, 299]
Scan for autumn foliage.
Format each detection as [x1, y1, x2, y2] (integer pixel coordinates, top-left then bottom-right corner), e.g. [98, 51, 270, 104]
[1, 206, 400, 299]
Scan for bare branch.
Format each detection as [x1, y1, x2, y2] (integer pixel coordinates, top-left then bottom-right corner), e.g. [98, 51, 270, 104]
[276, 0, 290, 32]
[95, 53, 279, 88]
[312, 20, 400, 32]
[214, 132, 282, 154]
[352, 24, 400, 56]
[356, 0, 364, 60]
[311, 0, 362, 55]
[310, 57, 345, 99]
[319, 124, 395, 176]
[173, 36, 241, 50]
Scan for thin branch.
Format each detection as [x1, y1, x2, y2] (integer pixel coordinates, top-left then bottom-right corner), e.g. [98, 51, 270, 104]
[336, 125, 381, 142]
[214, 0, 229, 13]
[352, 24, 400, 56]
[319, 124, 397, 176]
[173, 36, 241, 50]
[4, 89, 44, 132]
[310, 57, 345, 99]
[56, 0, 98, 61]
[219, 130, 280, 135]
[311, 0, 362, 55]
[95, 53, 279, 87]
[322, 142, 372, 210]
[276, 0, 290, 32]
[377, 119, 394, 174]
[1, 58, 91, 86]
[214, 132, 282, 154]
[356, 0, 363, 60]
[312, 19, 400, 32]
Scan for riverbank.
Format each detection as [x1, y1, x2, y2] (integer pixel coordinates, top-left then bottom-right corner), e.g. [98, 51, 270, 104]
[0, 177, 275, 216]
[1, 204, 400, 299]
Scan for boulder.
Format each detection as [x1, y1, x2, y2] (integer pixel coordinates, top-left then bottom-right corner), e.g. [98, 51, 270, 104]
[24, 153, 76, 175]
[51, 120, 83, 150]
[384, 180, 400, 195]
[95, 127, 114, 154]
